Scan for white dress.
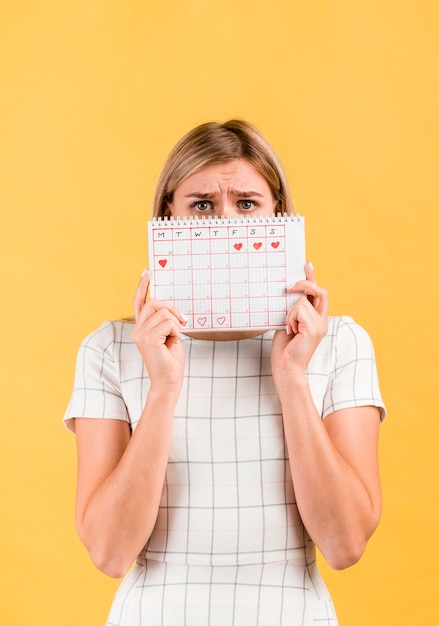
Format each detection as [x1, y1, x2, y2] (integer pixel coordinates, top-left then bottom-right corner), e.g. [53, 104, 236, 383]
[64, 316, 386, 625]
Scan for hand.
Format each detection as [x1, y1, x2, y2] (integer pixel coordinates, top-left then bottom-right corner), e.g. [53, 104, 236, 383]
[131, 270, 186, 390]
[271, 263, 328, 382]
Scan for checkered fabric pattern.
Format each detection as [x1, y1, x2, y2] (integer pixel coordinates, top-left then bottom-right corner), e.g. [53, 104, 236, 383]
[64, 316, 385, 625]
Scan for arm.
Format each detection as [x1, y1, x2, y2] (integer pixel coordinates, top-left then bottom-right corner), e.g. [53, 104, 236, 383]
[271, 264, 382, 570]
[74, 271, 186, 578]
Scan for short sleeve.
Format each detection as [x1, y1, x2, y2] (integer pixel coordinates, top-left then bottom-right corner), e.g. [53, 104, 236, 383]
[63, 321, 130, 433]
[322, 317, 386, 421]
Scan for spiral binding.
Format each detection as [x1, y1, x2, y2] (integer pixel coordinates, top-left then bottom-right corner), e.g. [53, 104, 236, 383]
[150, 213, 303, 226]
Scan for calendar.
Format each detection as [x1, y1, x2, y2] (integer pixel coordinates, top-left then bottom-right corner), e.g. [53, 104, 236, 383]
[148, 215, 305, 331]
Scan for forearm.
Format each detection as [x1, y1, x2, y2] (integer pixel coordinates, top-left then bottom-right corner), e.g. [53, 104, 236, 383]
[77, 388, 178, 578]
[280, 376, 381, 570]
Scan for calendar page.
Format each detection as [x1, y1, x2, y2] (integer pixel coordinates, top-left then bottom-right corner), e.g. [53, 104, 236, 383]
[148, 215, 305, 331]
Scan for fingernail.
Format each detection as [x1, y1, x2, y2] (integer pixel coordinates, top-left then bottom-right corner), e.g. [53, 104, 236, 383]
[141, 268, 148, 278]
[179, 311, 188, 324]
[307, 261, 314, 271]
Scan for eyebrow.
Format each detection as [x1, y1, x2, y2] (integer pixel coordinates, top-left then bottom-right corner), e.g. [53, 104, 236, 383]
[184, 190, 265, 199]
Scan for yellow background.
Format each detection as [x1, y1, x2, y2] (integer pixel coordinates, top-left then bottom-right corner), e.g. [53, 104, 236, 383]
[1, 1, 438, 624]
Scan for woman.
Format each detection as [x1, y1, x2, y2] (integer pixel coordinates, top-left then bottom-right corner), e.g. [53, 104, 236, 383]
[64, 120, 386, 625]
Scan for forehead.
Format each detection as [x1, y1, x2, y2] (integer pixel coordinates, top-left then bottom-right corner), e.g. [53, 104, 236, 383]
[177, 158, 270, 193]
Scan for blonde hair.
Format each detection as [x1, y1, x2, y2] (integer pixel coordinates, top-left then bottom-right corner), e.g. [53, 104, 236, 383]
[152, 120, 294, 217]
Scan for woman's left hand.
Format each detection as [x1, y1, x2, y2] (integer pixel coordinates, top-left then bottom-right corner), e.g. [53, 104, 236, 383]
[271, 263, 328, 381]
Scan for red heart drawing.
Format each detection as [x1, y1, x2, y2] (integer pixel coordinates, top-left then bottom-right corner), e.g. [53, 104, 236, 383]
[253, 242, 262, 250]
[217, 316, 226, 325]
[234, 243, 243, 251]
[197, 317, 207, 327]
[158, 259, 167, 268]
[271, 241, 280, 249]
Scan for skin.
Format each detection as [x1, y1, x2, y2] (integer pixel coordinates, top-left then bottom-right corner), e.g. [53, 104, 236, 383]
[74, 158, 382, 578]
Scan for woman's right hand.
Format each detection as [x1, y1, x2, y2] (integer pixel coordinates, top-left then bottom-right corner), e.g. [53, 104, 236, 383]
[131, 269, 186, 390]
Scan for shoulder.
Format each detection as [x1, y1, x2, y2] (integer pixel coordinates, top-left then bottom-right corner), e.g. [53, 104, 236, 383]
[308, 315, 376, 374]
[328, 314, 369, 335]
[75, 320, 139, 374]
[311, 315, 379, 378]
[65, 321, 135, 430]
[79, 320, 134, 354]
[327, 315, 377, 354]
[322, 316, 386, 420]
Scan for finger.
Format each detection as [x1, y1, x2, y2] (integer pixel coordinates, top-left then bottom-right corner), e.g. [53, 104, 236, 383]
[136, 297, 187, 329]
[287, 292, 328, 333]
[286, 262, 315, 293]
[287, 295, 311, 335]
[133, 269, 150, 321]
[287, 279, 327, 305]
[132, 308, 183, 350]
[304, 261, 315, 282]
[303, 283, 328, 318]
[148, 317, 182, 347]
[287, 295, 327, 334]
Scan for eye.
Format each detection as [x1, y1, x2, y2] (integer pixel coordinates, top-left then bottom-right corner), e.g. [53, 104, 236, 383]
[192, 201, 212, 212]
[239, 200, 257, 210]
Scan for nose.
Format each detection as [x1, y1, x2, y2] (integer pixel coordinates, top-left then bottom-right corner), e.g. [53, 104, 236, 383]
[219, 201, 237, 218]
